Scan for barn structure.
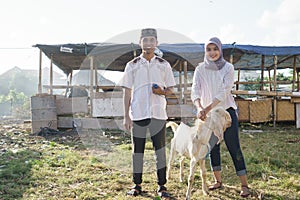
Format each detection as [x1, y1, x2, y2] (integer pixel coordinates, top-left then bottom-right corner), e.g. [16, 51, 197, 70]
[31, 43, 300, 132]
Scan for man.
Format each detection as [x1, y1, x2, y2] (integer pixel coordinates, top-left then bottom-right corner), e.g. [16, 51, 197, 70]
[119, 28, 175, 199]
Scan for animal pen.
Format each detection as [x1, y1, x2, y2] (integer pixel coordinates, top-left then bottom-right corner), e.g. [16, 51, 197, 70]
[31, 43, 300, 133]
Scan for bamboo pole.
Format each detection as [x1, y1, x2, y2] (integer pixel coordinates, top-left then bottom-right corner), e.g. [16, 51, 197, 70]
[260, 55, 265, 90]
[50, 55, 53, 95]
[38, 49, 42, 94]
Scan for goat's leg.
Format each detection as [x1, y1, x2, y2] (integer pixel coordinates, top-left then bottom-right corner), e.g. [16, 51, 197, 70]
[167, 141, 176, 180]
[199, 159, 208, 195]
[179, 156, 185, 182]
[186, 157, 196, 200]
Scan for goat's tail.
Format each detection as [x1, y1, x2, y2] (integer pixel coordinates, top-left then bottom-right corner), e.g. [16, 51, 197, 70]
[166, 121, 178, 133]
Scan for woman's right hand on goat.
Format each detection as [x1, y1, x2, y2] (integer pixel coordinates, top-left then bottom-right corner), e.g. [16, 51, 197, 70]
[197, 109, 207, 121]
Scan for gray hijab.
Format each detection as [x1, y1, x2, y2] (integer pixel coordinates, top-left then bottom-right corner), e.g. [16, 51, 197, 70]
[204, 37, 226, 70]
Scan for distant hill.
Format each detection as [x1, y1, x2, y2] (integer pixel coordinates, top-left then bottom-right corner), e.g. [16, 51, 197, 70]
[0, 67, 66, 96]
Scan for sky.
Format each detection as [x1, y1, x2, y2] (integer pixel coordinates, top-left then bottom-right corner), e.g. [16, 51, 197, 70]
[0, 0, 299, 81]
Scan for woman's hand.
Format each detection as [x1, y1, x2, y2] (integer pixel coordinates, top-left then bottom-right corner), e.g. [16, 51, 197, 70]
[197, 105, 212, 121]
[197, 109, 207, 121]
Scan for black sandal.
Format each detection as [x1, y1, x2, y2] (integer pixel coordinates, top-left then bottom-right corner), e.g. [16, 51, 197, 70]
[126, 185, 142, 197]
[157, 185, 171, 199]
[208, 181, 222, 190]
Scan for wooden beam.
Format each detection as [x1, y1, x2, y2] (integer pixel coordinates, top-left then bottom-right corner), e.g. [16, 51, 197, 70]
[273, 56, 278, 92]
[179, 61, 182, 101]
[89, 56, 94, 117]
[268, 69, 272, 91]
[172, 59, 180, 69]
[231, 90, 300, 97]
[267, 55, 295, 70]
[183, 61, 188, 104]
[236, 69, 240, 90]
[293, 55, 297, 91]
[260, 55, 265, 90]
[94, 59, 99, 92]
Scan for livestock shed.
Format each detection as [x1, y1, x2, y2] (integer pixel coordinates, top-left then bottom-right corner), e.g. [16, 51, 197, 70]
[31, 43, 300, 132]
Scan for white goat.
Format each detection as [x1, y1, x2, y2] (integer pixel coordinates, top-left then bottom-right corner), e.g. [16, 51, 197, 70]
[166, 106, 232, 200]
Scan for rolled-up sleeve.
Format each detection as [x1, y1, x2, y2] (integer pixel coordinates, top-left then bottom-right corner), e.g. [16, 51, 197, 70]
[191, 67, 201, 102]
[118, 63, 133, 89]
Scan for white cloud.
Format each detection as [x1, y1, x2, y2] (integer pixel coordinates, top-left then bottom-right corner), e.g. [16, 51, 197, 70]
[258, 0, 300, 45]
[219, 24, 245, 44]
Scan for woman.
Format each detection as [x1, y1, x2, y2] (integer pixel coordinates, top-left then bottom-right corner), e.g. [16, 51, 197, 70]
[191, 37, 250, 198]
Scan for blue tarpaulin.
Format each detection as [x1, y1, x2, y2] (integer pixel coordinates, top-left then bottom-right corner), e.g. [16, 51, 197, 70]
[35, 43, 300, 75]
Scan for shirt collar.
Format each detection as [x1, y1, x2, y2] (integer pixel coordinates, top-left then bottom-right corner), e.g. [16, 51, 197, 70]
[139, 54, 157, 63]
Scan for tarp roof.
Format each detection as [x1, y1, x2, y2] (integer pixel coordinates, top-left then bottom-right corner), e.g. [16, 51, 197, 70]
[34, 43, 300, 75]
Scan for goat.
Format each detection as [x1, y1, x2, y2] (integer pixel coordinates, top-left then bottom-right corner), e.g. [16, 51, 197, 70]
[166, 106, 232, 200]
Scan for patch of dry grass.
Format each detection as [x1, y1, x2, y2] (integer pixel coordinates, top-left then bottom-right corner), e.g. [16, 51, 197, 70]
[0, 122, 299, 199]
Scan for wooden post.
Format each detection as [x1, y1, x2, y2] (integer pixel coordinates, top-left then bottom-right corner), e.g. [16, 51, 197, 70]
[183, 61, 188, 104]
[273, 56, 277, 92]
[179, 61, 183, 102]
[50, 54, 53, 95]
[268, 68, 272, 91]
[94, 58, 99, 93]
[273, 55, 278, 128]
[236, 69, 240, 90]
[230, 54, 233, 64]
[260, 55, 265, 90]
[89, 56, 94, 117]
[292, 55, 296, 91]
[69, 71, 73, 86]
[38, 49, 42, 94]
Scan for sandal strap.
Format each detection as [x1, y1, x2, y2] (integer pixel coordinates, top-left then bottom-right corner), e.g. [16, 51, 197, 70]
[241, 185, 249, 189]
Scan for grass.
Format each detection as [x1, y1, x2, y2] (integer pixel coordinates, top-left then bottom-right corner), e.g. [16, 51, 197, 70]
[0, 122, 299, 199]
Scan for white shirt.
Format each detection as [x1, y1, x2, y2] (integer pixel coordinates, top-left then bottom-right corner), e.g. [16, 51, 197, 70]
[191, 62, 237, 110]
[119, 55, 176, 120]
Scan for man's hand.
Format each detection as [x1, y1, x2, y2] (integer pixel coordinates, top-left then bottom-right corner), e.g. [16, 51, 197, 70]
[123, 115, 132, 131]
[152, 84, 166, 96]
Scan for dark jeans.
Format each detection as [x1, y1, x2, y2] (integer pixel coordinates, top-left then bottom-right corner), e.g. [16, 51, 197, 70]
[132, 118, 167, 185]
[209, 107, 247, 176]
